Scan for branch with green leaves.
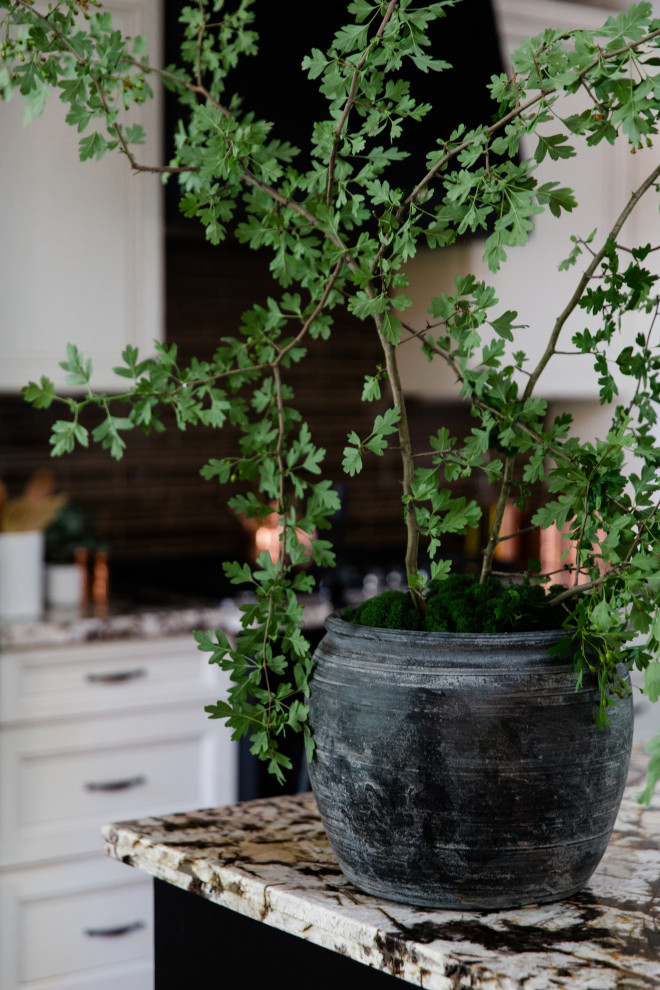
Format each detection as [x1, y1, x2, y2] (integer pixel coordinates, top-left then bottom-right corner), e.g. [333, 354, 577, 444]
[6, 0, 660, 795]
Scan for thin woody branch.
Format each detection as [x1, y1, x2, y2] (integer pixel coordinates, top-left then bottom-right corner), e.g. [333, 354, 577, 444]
[326, 0, 398, 207]
[523, 159, 660, 401]
[377, 331, 422, 610]
[480, 454, 515, 583]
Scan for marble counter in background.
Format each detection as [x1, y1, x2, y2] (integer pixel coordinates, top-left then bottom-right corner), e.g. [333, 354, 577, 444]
[0, 594, 332, 650]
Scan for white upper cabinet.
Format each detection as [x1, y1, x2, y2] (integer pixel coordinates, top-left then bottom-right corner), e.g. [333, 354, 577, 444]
[0, 0, 164, 393]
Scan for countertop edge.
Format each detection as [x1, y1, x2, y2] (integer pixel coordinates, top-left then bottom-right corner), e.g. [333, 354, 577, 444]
[101, 818, 502, 990]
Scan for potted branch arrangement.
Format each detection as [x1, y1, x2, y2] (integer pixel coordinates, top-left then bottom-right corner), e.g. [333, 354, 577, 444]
[3, 0, 660, 908]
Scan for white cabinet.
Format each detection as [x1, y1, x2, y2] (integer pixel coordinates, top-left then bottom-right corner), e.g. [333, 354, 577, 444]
[2, 855, 153, 990]
[0, 0, 163, 392]
[0, 633, 238, 990]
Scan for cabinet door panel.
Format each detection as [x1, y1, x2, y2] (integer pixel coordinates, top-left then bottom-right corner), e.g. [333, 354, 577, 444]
[1, 706, 237, 866]
[1, 854, 153, 990]
[21, 736, 201, 826]
[1, 635, 222, 723]
[0, 0, 162, 392]
[22, 877, 152, 983]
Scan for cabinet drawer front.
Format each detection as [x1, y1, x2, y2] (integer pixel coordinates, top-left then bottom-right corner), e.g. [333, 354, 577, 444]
[1, 635, 223, 722]
[1, 854, 153, 988]
[1, 706, 237, 866]
[23, 874, 152, 983]
[22, 736, 202, 826]
[25, 959, 154, 990]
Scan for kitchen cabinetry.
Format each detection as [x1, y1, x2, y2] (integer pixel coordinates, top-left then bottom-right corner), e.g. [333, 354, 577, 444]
[0, 627, 237, 990]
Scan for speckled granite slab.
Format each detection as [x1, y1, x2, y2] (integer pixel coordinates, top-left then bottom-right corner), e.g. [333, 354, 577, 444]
[0, 594, 331, 648]
[103, 751, 660, 989]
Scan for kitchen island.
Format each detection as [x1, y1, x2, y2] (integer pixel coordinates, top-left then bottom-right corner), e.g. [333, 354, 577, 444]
[103, 749, 660, 990]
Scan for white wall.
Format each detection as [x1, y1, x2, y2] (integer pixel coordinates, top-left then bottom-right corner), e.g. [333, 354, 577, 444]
[398, 0, 660, 404]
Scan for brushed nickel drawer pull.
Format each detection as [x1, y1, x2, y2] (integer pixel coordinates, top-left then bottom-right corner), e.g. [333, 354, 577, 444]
[86, 668, 147, 684]
[84, 920, 146, 938]
[85, 775, 146, 793]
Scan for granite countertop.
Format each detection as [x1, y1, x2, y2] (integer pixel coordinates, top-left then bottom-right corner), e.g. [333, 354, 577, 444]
[103, 749, 660, 989]
[0, 594, 332, 649]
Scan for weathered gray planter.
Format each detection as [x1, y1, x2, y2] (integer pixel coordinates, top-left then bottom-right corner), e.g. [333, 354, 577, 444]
[307, 613, 633, 910]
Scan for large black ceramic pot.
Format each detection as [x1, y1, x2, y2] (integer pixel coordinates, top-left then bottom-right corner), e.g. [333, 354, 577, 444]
[307, 613, 633, 910]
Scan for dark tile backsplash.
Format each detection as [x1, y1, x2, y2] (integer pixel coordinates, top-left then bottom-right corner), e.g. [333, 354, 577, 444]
[1, 235, 431, 591]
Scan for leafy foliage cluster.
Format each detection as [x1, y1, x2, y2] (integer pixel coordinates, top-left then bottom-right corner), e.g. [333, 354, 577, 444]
[2, 0, 660, 797]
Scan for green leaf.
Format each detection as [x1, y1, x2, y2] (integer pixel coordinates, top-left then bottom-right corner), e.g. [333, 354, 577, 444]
[534, 133, 576, 163]
[91, 415, 132, 460]
[79, 131, 109, 162]
[490, 309, 522, 341]
[194, 628, 234, 664]
[23, 376, 56, 409]
[591, 597, 613, 633]
[301, 47, 328, 79]
[204, 699, 235, 720]
[125, 123, 145, 145]
[333, 19, 370, 51]
[637, 730, 660, 806]
[644, 660, 660, 703]
[59, 344, 93, 386]
[65, 103, 92, 132]
[200, 458, 233, 484]
[430, 558, 452, 581]
[222, 560, 254, 586]
[49, 419, 88, 456]
[303, 724, 315, 764]
[18, 59, 41, 96]
[113, 344, 152, 379]
[374, 407, 401, 436]
[599, 3, 654, 41]
[287, 699, 308, 731]
[342, 444, 363, 476]
[536, 182, 577, 219]
[362, 374, 382, 401]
